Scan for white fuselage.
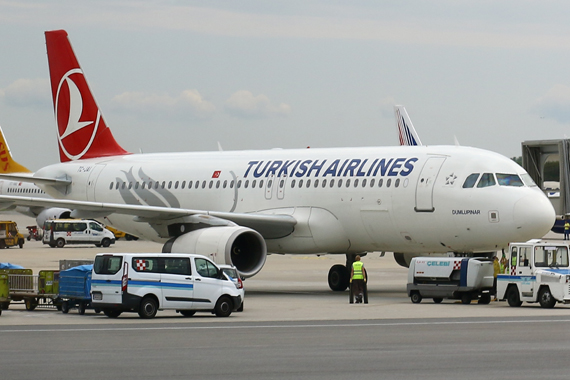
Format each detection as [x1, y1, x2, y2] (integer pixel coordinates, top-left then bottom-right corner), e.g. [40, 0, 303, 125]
[34, 145, 555, 255]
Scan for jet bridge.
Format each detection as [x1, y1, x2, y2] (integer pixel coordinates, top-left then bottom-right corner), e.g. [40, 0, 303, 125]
[522, 139, 570, 232]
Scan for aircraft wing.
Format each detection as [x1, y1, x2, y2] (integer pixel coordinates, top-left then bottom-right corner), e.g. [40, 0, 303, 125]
[0, 195, 296, 239]
[0, 173, 72, 186]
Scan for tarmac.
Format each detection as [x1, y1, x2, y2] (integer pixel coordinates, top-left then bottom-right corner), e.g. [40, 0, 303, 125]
[1, 212, 569, 325]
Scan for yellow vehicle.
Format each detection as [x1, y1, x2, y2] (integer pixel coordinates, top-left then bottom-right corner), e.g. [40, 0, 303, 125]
[105, 225, 139, 241]
[105, 225, 125, 239]
[0, 221, 25, 249]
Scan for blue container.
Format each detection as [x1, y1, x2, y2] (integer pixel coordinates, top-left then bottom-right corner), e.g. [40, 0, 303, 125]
[59, 265, 93, 301]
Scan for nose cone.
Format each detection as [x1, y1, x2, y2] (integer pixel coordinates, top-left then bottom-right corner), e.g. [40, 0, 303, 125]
[513, 192, 555, 240]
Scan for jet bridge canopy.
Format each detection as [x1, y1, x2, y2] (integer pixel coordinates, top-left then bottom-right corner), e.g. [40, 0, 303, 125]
[522, 139, 570, 217]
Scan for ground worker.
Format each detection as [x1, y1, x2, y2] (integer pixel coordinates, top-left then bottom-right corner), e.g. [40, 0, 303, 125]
[350, 255, 366, 303]
[564, 219, 570, 240]
[500, 250, 508, 274]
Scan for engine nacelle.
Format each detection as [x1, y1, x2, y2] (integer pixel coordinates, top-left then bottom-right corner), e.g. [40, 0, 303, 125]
[36, 208, 72, 228]
[162, 226, 267, 278]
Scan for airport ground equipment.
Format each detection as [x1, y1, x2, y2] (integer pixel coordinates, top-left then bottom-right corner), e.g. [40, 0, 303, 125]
[0, 273, 8, 315]
[0, 221, 25, 249]
[43, 219, 115, 248]
[497, 240, 570, 308]
[59, 265, 98, 315]
[59, 259, 94, 271]
[6, 269, 62, 310]
[407, 257, 494, 304]
[26, 225, 42, 241]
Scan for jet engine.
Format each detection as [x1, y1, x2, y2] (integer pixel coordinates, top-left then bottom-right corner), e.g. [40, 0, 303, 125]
[162, 226, 267, 278]
[35, 208, 72, 228]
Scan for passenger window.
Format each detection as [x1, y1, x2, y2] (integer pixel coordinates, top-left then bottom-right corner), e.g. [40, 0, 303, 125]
[462, 173, 479, 188]
[94, 256, 123, 275]
[164, 258, 191, 275]
[89, 222, 103, 232]
[496, 173, 524, 187]
[74, 223, 88, 232]
[477, 173, 496, 188]
[133, 257, 159, 273]
[195, 258, 219, 278]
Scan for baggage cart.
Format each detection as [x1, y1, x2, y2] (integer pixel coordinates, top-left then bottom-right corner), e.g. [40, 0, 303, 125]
[59, 265, 98, 315]
[7, 269, 62, 310]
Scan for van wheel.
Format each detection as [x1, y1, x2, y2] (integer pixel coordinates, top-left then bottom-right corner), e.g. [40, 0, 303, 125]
[101, 238, 111, 248]
[56, 238, 65, 248]
[507, 286, 523, 307]
[538, 287, 556, 308]
[410, 291, 422, 304]
[214, 296, 232, 317]
[103, 309, 122, 318]
[138, 297, 158, 319]
[179, 310, 196, 317]
[61, 301, 69, 314]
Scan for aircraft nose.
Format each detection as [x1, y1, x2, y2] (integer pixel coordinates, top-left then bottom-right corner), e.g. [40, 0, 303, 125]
[513, 193, 555, 239]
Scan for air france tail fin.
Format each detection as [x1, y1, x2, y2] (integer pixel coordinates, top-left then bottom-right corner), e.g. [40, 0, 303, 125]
[45, 30, 130, 162]
[394, 105, 422, 146]
[0, 125, 31, 173]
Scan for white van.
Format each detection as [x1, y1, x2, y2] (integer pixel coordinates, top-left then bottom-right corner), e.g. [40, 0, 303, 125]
[91, 253, 244, 318]
[43, 219, 116, 248]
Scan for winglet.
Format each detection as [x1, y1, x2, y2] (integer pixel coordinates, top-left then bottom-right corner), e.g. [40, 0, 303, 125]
[0, 125, 31, 173]
[394, 105, 422, 146]
[45, 30, 130, 162]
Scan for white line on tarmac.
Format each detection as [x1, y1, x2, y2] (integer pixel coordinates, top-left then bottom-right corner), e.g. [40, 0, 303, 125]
[2, 318, 569, 333]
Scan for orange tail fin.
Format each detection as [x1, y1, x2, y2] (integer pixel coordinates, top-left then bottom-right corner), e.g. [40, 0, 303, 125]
[0, 125, 31, 173]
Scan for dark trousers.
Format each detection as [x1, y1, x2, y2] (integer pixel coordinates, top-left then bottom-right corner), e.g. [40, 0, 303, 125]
[352, 279, 364, 295]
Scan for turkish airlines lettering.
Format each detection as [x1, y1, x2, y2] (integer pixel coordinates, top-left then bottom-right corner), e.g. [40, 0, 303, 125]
[0, 30, 555, 291]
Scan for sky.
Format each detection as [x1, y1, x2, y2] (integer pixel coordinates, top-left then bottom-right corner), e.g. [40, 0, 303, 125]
[0, 0, 569, 171]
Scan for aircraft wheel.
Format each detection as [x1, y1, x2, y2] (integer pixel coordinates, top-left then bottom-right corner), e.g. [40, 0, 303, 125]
[461, 293, 472, 304]
[179, 310, 196, 317]
[433, 297, 443, 304]
[478, 294, 491, 304]
[328, 264, 349, 291]
[61, 301, 69, 314]
[103, 309, 122, 318]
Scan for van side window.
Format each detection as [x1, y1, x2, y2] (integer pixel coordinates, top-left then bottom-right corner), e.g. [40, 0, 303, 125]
[94, 255, 123, 275]
[195, 258, 219, 278]
[164, 258, 191, 275]
[90, 222, 104, 232]
[133, 257, 160, 273]
[73, 223, 87, 232]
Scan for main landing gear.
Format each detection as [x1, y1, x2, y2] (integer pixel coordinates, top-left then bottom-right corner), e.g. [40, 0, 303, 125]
[327, 253, 366, 291]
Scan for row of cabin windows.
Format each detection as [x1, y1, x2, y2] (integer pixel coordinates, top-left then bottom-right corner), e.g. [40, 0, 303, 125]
[7, 187, 45, 194]
[109, 177, 407, 191]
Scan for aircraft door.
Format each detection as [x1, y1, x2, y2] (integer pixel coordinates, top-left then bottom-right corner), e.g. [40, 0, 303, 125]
[86, 164, 106, 202]
[265, 174, 275, 200]
[415, 157, 446, 212]
[277, 175, 288, 200]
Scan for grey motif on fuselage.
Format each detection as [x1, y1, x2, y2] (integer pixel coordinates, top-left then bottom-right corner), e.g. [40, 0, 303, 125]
[117, 167, 180, 208]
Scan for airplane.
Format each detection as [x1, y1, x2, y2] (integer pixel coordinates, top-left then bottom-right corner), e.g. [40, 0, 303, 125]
[0, 29, 556, 291]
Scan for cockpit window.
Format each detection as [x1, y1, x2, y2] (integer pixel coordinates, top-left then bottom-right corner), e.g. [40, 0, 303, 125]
[520, 173, 537, 187]
[496, 173, 524, 187]
[477, 173, 496, 188]
[462, 173, 480, 188]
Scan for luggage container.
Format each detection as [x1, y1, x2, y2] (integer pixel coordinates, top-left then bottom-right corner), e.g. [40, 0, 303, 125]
[59, 259, 94, 271]
[59, 265, 98, 315]
[407, 257, 494, 304]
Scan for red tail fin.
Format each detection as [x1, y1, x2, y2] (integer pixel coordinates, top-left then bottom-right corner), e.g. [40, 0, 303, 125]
[45, 30, 129, 162]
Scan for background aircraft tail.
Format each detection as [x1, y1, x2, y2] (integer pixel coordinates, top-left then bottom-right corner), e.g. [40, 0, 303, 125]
[0, 125, 31, 173]
[394, 105, 422, 146]
[45, 30, 129, 162]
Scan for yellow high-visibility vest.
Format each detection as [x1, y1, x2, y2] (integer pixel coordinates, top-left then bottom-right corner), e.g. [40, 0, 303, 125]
[352, 261, 364, 280]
